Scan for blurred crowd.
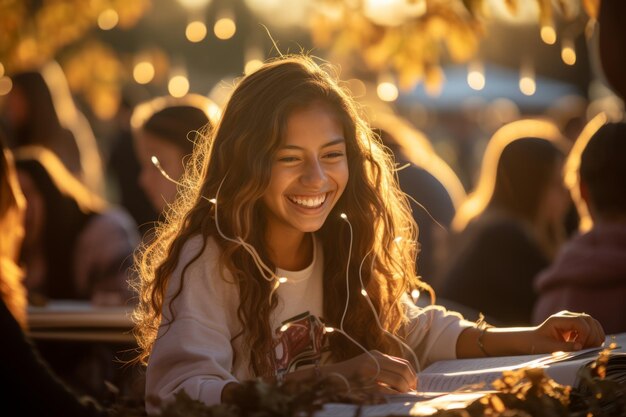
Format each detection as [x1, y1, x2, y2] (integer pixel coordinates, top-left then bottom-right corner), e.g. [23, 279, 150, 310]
[0, 46, 625, 412]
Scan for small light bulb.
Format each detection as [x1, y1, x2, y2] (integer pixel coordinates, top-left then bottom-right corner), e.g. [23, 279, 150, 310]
[361, 289, 368, 296]
[324, 327, 335, 333]
[151, 156, 160, 166]
[411, 289, 420, 301]
[280, 324, 289, 332]
[278, 277, 288, 284]
[394, 236, 403, 244]
[209, 198, 217, 204]
[340, 213, 347, 220]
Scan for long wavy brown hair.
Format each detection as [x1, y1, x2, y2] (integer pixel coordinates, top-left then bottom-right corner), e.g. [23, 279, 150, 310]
[132, 55, 427, 377]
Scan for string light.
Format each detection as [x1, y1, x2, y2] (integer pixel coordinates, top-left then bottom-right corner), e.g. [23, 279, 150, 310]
[540, 24, 557, 45]
[186, 20, 208, 42]
[214, 9, 236, 40]
[561, 38, 576, 66]
[519, 62, 536, 96]
[467, 60, 485, 91]
[133, 61, 155, 84]
[97, 9, 119, 30]
[0, 76, 12, 96]
[377, 81, 399, 102]
[168, 75, 190, 98]
[278, 277, 288, 284]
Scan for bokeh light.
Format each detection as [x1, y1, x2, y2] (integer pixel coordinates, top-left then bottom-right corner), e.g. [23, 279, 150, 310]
[467, 61, 485, 91]
[133, 61, 155, 84]
[98, 9, 119, 30]
[540, 25, 557, 45]
[168, 75, 190, 97]
[0, 76, 13, 96]
[214, 18, 236, 40]
[561, 40, 576, 66]
[377, 81, 399, 102]
[519, 76, 536, 96]
[186, 21, 207, 42]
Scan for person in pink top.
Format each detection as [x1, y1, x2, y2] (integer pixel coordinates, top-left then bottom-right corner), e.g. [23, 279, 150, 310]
[533, 122, 626, 333]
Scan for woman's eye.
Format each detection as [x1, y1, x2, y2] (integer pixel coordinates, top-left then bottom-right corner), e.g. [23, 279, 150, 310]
[278, 156, 299, 163]
[324, 151, 345, 159]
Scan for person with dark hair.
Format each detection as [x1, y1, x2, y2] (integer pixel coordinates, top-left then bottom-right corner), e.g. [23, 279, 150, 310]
[1, 64, 105, 194]
[368, 109, 466, 283]
[0, 134, 108, 417]
[533, 122, 626, 333]
[14, 146, 139, 305]
[132, 56, 603, 414]
[433, 119, 572, 325]
[131, 94, 216, 215]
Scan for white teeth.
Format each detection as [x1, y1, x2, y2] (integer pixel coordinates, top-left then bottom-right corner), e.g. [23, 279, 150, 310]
[288, 194, 326, 208]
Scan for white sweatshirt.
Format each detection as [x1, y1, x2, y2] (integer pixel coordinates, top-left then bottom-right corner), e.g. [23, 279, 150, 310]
[145, 235, 474, 414]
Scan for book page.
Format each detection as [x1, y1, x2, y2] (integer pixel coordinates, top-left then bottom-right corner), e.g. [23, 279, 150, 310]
[417, 346, 607, 392]
[316, 391, 489, 417]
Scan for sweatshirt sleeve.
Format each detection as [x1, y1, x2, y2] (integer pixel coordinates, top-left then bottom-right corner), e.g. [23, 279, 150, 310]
[145, 236, 240, 414]
[403, 300, 476, 370]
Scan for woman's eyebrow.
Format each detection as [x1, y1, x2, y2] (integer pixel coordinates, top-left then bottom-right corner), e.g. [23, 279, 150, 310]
[280, 138, 346, 150]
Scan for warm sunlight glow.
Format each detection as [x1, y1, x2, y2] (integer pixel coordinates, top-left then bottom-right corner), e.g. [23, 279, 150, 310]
[168, 75, 190, 98]
[0, 76, 12, 96]
[186, 21, 208, 42]
[540, 25, 557, 45]
[97, 9, 119, 30]
[377, 81, 399, 102]
[177, 0, 212, 9]
[214, 18, 236, 40]
[133, 61, 155, 84]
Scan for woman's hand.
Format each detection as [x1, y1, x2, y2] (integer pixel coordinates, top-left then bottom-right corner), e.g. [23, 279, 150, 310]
[322, 350, 417, 394]
[457, 310, 606, 358]
[531, 310, 605, 353]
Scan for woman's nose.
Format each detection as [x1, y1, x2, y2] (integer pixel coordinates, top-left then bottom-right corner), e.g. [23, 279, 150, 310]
[300, 159, 327, 187]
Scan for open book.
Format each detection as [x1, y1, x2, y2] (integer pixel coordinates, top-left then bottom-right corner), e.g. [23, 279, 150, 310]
[417, 343, 626, 393]
[316, 333, 626, 417]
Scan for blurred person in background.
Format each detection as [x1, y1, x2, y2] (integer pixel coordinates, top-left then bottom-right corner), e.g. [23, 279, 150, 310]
[433, 119, 572, 325]
[533, 121, 626, 333]
[14, 145, 139, 306]
[107, 93, 158, 237]
[131, 94, 216, 219]
[0, 62, 105, 195]
[0, 133, 108, 417]
[367, 108, 466, 284]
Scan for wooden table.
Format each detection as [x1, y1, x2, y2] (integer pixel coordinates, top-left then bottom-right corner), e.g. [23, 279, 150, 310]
[28, 300, 135, 343]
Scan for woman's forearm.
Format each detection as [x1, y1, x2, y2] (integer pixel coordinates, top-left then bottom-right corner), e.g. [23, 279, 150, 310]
[457, 326, 535, 358]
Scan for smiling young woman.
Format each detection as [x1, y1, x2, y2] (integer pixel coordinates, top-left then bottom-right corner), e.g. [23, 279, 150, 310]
[132, 55, 605, 415]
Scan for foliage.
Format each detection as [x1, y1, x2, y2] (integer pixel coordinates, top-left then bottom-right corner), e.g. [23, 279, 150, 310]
[309, 0, 599, 94]
[107, 347, 626, 417]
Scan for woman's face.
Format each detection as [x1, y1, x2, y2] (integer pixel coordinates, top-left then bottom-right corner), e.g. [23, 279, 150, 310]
[262, 103, 349, 239]
[134, 131, 186, 212]
[16, 170, 45, 250]
[538, 158, 570, 227]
